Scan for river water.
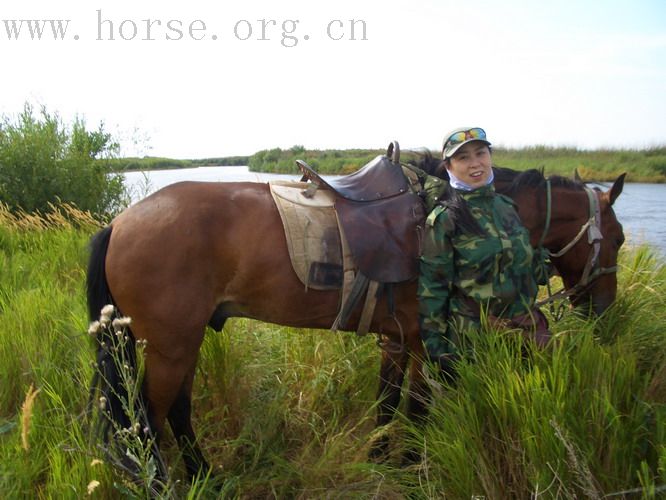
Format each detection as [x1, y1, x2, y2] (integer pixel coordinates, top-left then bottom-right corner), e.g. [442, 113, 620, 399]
[123, 166, 666, 257]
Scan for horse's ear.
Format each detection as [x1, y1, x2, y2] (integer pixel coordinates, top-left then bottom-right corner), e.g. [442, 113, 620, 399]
[573, 168, 583, 183]
[609, 173, 626, 206]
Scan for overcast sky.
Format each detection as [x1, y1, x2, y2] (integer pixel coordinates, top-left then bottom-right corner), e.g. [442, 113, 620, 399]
[2, 0, 665, 158]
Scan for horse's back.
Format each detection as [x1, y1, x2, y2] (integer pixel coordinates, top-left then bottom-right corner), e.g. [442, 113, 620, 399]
[106, 182, 282, 330]
[114, 181, 271, 226]
[112, 181, 276, 248]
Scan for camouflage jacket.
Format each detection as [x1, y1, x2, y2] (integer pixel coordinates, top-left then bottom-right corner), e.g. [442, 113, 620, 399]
[418, 182, 544, 359]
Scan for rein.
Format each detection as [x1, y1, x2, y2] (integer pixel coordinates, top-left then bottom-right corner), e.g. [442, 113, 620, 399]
[535, 179, 617, 317]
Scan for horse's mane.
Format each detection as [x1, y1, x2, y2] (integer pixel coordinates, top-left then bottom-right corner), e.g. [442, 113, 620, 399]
[493, 165, 586, 196]
[407, 150, 586, 194]
[408, 150, 448, 178]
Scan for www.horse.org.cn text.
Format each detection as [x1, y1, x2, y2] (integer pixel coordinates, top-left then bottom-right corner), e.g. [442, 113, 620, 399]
[1, 10, 369, 48]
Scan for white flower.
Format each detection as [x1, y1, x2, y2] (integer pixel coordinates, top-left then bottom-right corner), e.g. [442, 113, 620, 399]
[87, 321, 101, 336]
[100, 304, 115, 325]
[100, 304, 115, 318]
[98, 396, 107, 410]
[111, 317, 132, 331]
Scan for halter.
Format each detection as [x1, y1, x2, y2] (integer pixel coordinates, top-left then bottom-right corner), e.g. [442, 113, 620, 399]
[535, 179, 618, 315]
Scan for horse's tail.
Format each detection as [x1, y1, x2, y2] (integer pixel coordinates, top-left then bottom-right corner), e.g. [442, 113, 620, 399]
[86, 226, 140, 440]
[87, 226, 114, 322]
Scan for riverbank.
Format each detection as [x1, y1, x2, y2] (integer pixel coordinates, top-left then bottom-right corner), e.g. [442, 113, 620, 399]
[109, 145, 666, 183]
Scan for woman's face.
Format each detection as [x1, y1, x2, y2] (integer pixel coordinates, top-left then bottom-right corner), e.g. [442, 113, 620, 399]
[446, 141, 492, 188]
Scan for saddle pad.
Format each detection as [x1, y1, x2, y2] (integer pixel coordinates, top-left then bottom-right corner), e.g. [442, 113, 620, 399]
[270, 182, 343, 290]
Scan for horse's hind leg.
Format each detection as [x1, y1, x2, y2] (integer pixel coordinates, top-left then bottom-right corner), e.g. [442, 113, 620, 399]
[167, 362, 211, 479]
[369, 349, 408, 460]
[137, 328, 208, 478]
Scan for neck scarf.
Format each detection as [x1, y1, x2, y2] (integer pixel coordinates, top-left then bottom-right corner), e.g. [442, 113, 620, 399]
[448, 169, 494, 191]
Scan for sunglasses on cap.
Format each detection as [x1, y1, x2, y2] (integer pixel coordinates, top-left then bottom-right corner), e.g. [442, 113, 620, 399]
[444, 127, 487, 148]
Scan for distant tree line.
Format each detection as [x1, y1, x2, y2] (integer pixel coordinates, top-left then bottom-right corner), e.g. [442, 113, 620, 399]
[107, 155, 250, 172]
[249, 144, 666, 182]
[248, 145, 384, 175]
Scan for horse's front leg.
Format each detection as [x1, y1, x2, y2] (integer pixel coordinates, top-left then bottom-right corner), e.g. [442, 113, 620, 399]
[369, 348, 408, 460]
[405, 348, 431, 425]
[399, 352, 432, 465]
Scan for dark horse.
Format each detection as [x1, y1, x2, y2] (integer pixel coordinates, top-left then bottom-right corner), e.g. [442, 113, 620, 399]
[87, 160, 625, 479]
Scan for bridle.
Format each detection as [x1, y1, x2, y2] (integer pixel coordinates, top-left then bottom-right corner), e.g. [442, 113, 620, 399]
[535, 179, 618, 315]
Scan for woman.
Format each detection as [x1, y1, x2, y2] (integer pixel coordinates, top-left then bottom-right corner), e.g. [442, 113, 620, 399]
[418, 127, 549, 377]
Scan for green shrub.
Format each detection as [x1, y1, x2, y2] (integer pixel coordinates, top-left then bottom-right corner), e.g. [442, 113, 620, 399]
[0, 103, 127, 216]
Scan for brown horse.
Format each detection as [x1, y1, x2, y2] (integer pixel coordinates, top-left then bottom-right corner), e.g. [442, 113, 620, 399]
[87, 164, 626, 479]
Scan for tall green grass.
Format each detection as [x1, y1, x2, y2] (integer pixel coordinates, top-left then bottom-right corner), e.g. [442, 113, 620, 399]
[398, 247, 666, 498]
[0, 206, 664, 498]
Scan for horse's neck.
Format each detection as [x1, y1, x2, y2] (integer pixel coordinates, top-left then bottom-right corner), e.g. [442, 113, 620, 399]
[513, 185, 588, 250]
[494, 182, 544, 246]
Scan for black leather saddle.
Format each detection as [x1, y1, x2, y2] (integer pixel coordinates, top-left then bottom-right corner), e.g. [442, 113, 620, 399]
[296, 142, 409, 202]
[296, 142, 425, 283]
